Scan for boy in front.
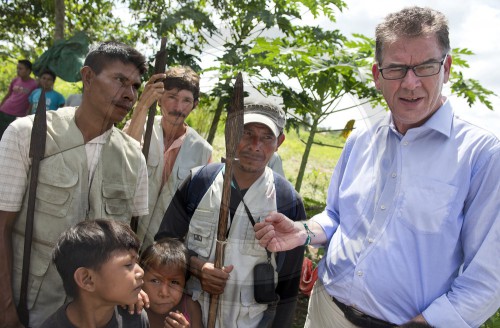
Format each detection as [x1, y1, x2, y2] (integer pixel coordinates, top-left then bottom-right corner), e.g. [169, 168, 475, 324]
[40, 219, 149, 327]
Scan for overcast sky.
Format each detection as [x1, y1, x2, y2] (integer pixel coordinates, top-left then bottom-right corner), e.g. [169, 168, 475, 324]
[319, 0, 500, 135]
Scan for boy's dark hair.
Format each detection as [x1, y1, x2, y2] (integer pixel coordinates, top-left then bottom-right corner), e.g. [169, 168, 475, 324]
[18, 59, 32, 71]
[52, 219, 141, 299]
[140, 238, 189, 279]
[84, 41, 147, 76]
[164, 66, 200, 102]
[40, 69, 57, 82]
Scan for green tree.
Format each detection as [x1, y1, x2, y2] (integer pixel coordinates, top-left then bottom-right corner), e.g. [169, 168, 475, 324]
[250, 30, 378, 192]
[0, 0, 135, 61]
[127, 0, 217, 71]
[198, 0, 347, 144]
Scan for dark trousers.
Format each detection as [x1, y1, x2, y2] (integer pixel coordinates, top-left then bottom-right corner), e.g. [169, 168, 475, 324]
[0, 111, 17, 140]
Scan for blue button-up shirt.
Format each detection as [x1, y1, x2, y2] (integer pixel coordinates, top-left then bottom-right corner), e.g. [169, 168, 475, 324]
[312, 100, 500, 327]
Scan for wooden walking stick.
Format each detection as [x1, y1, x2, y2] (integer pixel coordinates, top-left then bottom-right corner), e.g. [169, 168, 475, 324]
[207, 73, 244, 328]
[130, 36, 167, 233]
[17, 90, 47, 327]
[142, 36, 167, 162]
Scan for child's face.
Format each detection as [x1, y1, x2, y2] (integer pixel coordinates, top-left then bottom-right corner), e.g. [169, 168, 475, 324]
[92, 249, 144, 306]
[143, 263, 186, 315]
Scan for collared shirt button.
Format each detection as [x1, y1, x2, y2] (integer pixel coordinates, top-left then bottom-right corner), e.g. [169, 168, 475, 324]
[380, 205, 386, 210]
[403, 141, 409, 146]
[357, 270, 363, 277]
[391, 172, 397, 178]
[368, 238, 374, 243]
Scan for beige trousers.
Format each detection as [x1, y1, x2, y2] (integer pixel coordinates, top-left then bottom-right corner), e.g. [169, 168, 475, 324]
[303, 280, 358, 328]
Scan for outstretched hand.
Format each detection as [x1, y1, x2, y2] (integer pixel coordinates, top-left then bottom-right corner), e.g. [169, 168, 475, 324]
[254, 212, 305, 252]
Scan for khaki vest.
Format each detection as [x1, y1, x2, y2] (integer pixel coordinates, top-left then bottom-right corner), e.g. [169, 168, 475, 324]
[186, 167, 278, 328]
[11, 107, 142, 323]
[137, 116, 212, 249]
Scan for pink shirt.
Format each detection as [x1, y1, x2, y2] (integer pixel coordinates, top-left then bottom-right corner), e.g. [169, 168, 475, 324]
[0, 77, 38, 117]
[162, 130, 187, 186]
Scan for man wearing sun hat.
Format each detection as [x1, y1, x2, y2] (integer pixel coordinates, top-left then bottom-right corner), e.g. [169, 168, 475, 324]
[155, 101, 306, 328]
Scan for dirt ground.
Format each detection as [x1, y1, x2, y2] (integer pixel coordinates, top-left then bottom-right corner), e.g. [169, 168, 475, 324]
[292, 294, 309, 328]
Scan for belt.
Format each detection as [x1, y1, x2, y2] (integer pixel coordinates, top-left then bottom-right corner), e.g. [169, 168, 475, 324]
[332, 296, 396, 328]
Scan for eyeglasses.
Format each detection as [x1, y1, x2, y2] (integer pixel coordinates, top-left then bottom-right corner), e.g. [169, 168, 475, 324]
[378, 55, 448, 80]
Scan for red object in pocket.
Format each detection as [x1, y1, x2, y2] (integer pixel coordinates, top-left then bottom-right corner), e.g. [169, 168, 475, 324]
[299, 257, 318, 296]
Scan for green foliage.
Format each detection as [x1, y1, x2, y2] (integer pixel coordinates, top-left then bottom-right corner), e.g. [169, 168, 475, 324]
[0, 0, 136, 62]
[128, 0, 216, 55]
[449, 48, 496, 110]
[481, 310, 500, 328]
[53, 80, 82, 99]
[0, 60, 17, 100]
[303, 169, 330, 201]
[302, 196, 326, 218]
[185, 95, 219, 138]
[197, 0, 349, 144]
[248, 27, 380, 191]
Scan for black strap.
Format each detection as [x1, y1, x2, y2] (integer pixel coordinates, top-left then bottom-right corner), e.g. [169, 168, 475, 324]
[186, 163, 297, 271]
[232, 178, 272, 263]
[186, 163, 224, 217]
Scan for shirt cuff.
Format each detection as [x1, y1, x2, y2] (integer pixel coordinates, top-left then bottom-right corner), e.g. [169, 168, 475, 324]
[422, 294, 470, 328]
[310, 210, 338, 241]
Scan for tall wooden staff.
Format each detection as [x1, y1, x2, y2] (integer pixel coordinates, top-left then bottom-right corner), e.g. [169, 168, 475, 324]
[142, 36, 167, 162]
[17, 91, 47, 326]
[207, 73, 244, 328]
[130, 36, 167, 233]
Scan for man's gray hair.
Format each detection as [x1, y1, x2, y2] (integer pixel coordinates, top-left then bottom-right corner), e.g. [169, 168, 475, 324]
[375, 6, 450, 65]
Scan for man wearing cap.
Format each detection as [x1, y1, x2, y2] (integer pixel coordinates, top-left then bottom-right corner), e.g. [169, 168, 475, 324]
[155, 102, 306, 328]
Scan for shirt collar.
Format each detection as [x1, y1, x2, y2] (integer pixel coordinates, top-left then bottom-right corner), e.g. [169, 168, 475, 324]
[420, 97, 453, 138]
[87, 129, 112, 144]
[376, 98, 453, 138]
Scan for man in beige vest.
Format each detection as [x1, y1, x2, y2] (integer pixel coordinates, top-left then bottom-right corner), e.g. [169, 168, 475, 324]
[0, 41, 149, 327]
[125, 66, 212, 250]
[155, 102, 306, 328]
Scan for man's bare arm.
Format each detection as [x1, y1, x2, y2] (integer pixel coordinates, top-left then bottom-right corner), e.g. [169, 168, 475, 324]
[0, 89, 13, 108]
[124, 73, 165, 142]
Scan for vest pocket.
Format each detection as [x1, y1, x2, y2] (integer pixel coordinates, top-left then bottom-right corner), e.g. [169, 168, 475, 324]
[36, 166, 78, 218]
[242, 214, 269, 256]
[187, 211, 216, 259]
[102, 183, 134, 216]
[12, 236, 52, 309]
[146, 157, 159, 178]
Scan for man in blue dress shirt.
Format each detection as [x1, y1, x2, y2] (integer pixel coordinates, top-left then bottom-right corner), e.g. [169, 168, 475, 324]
[254, 6, 499, 328]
